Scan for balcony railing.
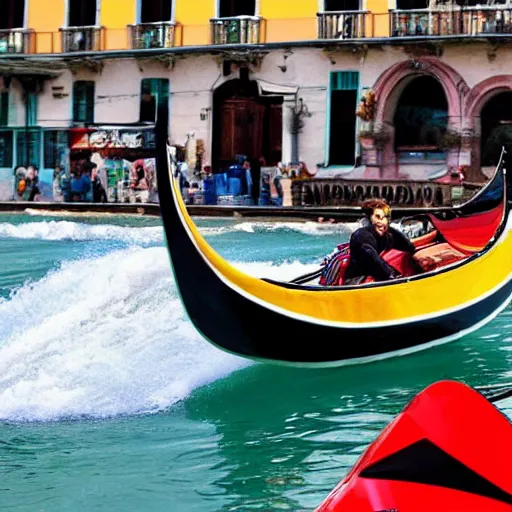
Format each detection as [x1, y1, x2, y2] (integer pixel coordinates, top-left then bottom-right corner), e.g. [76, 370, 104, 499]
[60, 26, 104, 52]
[390, 6, 512, 37]
[317, 11, 369, 39]
[128, 21, 176, 49]
[0, 28, 34, 54]
[210, 16, 262, 44]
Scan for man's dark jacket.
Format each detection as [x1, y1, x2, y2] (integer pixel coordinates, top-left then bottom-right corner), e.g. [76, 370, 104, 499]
[344, 225, 415, 282]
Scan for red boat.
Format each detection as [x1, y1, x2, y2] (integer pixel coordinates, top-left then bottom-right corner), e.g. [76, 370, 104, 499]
[315, 380, 512, 511]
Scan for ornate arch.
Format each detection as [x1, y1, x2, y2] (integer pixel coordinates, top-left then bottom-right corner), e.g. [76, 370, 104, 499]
[464, 75, 512, 181]
[465, 75, 512, 122]
[373, 58, 469, 125]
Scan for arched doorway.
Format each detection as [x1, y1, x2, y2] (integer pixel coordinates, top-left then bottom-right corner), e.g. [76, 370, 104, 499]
[480, 92, 512, 166]
[393, 76, 448, 158]
[212, 77, 283, 172]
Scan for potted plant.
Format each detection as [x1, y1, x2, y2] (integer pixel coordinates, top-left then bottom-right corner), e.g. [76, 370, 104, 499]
[358, 125, 390, 151]
[439, 128, 463, 151]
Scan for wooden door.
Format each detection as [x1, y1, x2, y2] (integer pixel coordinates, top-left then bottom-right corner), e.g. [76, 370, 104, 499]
[219, 98, 265, 164]
[267, 104, 282, 165]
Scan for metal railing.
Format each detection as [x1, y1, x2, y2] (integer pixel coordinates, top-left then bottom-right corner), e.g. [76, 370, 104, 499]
[210, 16, 262, 44]
[128, 21, 176, 49]
[0, 28, 34, 54]
[317, 11, 369, 39]
[60, 26, 104, 52]
[390, 6, 512, 37]
[24, 8, 512, 54]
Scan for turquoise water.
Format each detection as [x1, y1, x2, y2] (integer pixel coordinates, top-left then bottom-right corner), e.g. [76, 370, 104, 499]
[1, 211, 512, 511]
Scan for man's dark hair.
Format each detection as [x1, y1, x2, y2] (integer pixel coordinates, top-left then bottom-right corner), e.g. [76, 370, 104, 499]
[361, 199, 391, 218]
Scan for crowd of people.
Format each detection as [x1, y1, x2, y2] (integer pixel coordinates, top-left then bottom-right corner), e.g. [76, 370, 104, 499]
[14, 158, 153, 204]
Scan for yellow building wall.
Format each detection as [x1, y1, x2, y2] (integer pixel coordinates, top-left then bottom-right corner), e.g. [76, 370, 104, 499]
[367, 0, 390, 37]
[176, 0, 214, 46]
[28, 0, 392, 54]
[101, 0, 136, 50]
[29, 0, 65, 53]
[260, 0, 317, 42]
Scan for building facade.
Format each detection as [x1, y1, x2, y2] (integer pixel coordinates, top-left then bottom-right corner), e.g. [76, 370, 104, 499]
[0, 0, 510, 199]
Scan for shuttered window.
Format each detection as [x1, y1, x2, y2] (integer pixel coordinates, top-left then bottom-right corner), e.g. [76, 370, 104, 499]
[27, 91, 38, 126]
[16, 129, 41, 168]
[331, 71, 359, 91]
[140, 78, 169, 122]
[44, 130, 68, 169]
[73, 81, 95, 124]
[0, 92, 8, 126]
[328, 71, 359, 166]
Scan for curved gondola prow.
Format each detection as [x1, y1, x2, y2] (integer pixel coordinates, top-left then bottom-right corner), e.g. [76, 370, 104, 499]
[457, 146, 508, 215]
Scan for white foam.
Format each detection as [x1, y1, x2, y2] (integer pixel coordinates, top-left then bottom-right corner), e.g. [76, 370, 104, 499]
[0, 245, 318, 422]
[0, 218, 358, 244]
[0, 220, 164, 245]
[231, 221, 359, 236]
[0, 247, 255, 422]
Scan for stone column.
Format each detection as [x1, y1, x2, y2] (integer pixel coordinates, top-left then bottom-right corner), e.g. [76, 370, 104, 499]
[282, 98, 295, 165]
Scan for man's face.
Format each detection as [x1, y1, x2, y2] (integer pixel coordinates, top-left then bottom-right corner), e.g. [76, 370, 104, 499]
[371, 208, 390, 236]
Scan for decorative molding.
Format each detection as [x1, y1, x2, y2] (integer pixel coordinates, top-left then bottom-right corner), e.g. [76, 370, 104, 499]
[134, 53, 182, 71]
[67, 58, 104, 75]
[486, 42, 499, 62]
[322, 44, 371, 64]
[402, 42, 444, 58]
[212, 49, 268, 69]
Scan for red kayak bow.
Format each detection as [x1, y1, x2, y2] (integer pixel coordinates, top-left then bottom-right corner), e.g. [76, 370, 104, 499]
[316, 380, 512, 511]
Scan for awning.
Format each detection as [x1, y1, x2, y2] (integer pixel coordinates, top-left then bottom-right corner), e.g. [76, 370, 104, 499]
[0, 59, 66, 78]
[256, 79, 298, 98]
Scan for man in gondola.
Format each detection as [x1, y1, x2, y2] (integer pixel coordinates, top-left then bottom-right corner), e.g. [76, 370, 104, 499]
[343, 199, 416, 285]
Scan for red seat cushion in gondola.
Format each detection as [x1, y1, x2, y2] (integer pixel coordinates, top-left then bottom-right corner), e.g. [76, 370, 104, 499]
[413, 242, 467, 272]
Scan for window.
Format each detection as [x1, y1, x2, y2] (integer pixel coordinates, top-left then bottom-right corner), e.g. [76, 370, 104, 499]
[396, 0, 427, 9]
[0, 92, 8, 126]
[325, 0, 360, 11]
[73, 81, 95, 124]
[218, 0, 255, 18]
[0, 0, 25, 29]
[140, 0, 172, 23]
[68, 0, 97, 26]
[27, 91, 37, 127]
[16, 129, 41, 168]
[0, 130, 13, 167]
[328, 71, 359, 166]
[44, 130, 68, 169]
[140, 78, 169, 122]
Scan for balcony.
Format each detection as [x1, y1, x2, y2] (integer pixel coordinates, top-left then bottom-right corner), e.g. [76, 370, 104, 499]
[210, 16, 262, 44]
[317, 11, 369, 39]
[390, 6, 512, 37]
[0, 28, 34, 54]
[129, 21, 176, 49]
[60, 26, 104, 52]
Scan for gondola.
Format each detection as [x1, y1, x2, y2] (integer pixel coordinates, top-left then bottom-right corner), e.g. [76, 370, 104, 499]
[315, 380, 512, 511]
[155, 113, 512, 366]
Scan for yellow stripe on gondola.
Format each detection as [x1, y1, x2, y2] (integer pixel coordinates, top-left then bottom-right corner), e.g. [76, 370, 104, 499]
[170, 162, 511, 326]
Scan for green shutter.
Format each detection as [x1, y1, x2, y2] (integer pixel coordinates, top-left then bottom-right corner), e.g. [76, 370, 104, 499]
[141, 78, 169, 120]
[73, 81, 95, 124]
[331, 71, 359, 91]
[0, 92, 8, 126]
[44, 130, 68, 169]
[0, 130, 13, 167]
[16, 129, 41, 168]
[27, 92, 38, 127]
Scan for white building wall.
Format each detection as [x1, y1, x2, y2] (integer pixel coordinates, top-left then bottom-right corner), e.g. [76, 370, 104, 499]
[24, 43, 512, 175]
